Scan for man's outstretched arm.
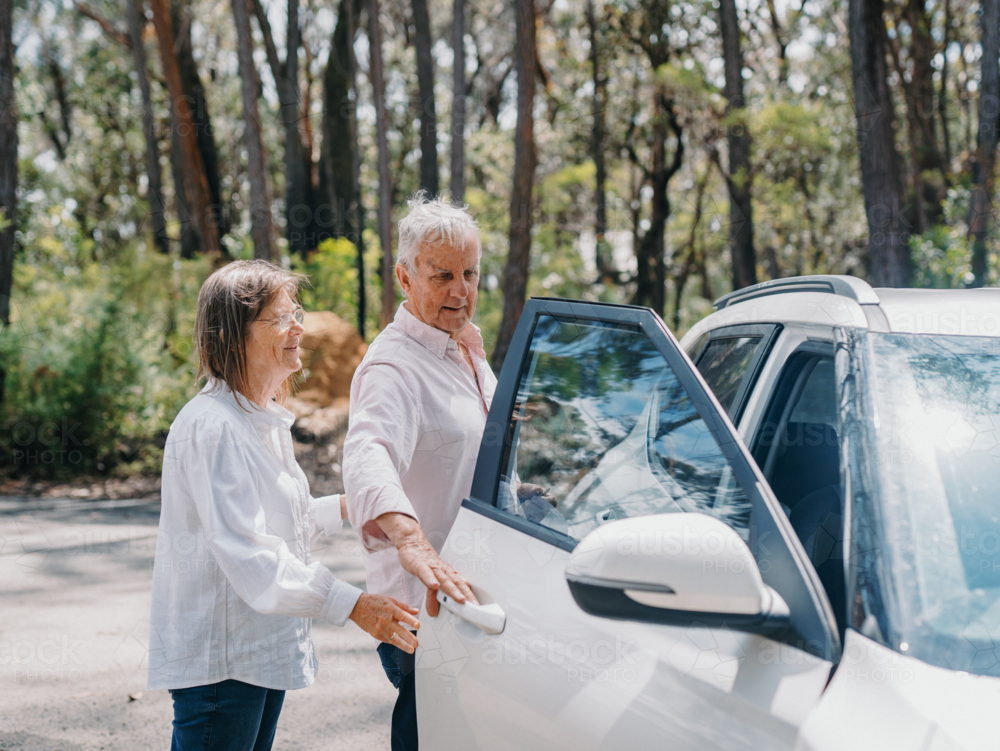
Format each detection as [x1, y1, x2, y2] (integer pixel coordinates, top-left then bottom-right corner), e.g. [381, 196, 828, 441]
[375, 511, 479, 617]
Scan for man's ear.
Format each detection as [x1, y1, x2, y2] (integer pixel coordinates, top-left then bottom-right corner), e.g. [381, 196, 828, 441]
[395, 262, 412, 296]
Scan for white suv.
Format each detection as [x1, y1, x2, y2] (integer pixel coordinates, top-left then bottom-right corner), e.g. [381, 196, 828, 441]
[414, 276, 1000, 750]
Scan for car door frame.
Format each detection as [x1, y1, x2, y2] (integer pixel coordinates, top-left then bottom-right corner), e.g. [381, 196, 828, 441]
[465, 297, 841, 662]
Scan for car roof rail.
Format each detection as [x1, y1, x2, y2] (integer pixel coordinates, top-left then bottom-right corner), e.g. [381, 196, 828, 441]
[712, 275, 881, 310]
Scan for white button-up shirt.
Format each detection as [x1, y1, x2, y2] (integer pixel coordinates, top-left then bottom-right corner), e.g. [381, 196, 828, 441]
[148, 383, 363, 691]
[343, 303, 497, 610]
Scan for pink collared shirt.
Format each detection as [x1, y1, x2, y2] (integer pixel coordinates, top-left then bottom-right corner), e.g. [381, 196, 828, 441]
[343, 303, 497, 609]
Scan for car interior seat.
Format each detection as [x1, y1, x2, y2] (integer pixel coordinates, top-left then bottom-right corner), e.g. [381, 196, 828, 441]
[789, 484, 846, 634]
[768, 422, 839, 509]
[767, 421, 847, 634]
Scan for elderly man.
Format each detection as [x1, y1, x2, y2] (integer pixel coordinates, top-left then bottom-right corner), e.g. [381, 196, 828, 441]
[343, 195, 494, 750]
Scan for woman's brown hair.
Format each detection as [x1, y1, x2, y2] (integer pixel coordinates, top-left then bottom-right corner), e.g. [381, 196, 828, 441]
[194, 260, 305, 409]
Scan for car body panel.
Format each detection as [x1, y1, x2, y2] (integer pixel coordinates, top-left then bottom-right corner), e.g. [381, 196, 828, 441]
[872, 287, 1000, 336]
[681, 292, 870, 347]
[417, 503, 832, 751]
[796, 630, 1000, 751]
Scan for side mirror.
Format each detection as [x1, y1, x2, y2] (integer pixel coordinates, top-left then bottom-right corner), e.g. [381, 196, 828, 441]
[565, 512, 790, 635]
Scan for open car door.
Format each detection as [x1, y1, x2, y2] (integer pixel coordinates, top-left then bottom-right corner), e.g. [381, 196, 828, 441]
[415, 299, 840, 750]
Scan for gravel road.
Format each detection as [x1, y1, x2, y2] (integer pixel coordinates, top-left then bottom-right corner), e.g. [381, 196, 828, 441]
[0, 496, 395, 750]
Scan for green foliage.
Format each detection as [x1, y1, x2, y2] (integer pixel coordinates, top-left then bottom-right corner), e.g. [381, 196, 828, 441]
[1, 248, 211, 479]
[909, 188, 998, 289]
[295, 237, 360, 322]
[6, 0, 1000, 485]
[531, 163, 597, 300]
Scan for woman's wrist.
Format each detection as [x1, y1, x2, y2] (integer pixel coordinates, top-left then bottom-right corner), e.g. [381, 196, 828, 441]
[340, 494, 348, 522]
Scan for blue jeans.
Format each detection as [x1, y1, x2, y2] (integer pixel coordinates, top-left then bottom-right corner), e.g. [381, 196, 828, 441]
[169, 679, 285, 751]
[378, 642, 418, 751]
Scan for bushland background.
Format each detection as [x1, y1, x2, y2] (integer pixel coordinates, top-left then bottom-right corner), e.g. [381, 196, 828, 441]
[1, 0, 999, 489]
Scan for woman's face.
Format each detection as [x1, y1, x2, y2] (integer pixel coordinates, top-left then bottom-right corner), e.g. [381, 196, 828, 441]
[246, 289, 305, 393]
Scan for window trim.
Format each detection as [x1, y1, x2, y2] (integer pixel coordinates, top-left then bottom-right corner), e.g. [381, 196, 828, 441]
[465, 298, 841, 662]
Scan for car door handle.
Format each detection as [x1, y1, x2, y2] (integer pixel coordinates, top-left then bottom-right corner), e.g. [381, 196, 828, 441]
[436, 591, 507, 635]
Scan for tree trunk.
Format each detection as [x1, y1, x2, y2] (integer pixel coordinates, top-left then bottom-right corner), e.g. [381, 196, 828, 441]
[252, 0, 314, 253]
[169, 0, 226, 256]
[491, 0, 536, 372]
[938, 0, 952, 171]
[370, 0, 395, 329]
[848, 0, 910, 287]
[150, 0, 221, 255]
[0, 0, 16, 403]
[282, 0, 313, 254]
[720, 0, 756, 291]
[634, 97, 666, 313]
[412, 0, 438, 195]
[232, 0, 275, 260]
[449, 0, 465, 203]
[904, 0, 947, 213]
[970, 0, 999, 287]
[125, 0, 168, 253]
[632, 92, 683, 317]
[173, 0, 227, 228]
[347, 0, 365, 337]
[587, 0, 611, 282]
[672, 168, 710, 333]
[319, 0, 353, 241]
[765, 0, 788, 87]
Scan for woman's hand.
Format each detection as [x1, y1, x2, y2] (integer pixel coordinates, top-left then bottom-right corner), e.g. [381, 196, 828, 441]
[348, 593, 421, 654]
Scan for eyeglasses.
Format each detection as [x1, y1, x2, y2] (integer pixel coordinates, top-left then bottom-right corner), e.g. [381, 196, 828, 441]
[259, 308, 305, 330]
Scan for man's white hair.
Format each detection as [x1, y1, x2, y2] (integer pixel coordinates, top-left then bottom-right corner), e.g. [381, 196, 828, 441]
[396, 192, 481, 272]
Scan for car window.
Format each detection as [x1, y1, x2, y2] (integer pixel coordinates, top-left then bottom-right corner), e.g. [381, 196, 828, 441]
[757, 353, 845, 631]
[694, 336, 763, 415]
[763, 356, 839, 508]
[494, 314, 752, 543]
[789, 357, 837, 425]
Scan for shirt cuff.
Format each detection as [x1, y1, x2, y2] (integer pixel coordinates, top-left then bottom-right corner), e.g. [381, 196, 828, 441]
[354, 486, 419, 553]
[322, 579, 364, 627]
[312, 494, 344, 537]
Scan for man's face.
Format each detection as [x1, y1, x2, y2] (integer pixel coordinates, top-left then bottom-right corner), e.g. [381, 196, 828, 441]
[396, 237, 480, 339]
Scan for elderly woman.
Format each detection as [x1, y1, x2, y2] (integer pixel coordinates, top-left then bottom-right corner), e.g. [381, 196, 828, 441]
[148, 260, 419, 750]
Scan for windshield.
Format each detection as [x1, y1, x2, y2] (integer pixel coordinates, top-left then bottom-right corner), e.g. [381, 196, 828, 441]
[843, 329, 1000, 676]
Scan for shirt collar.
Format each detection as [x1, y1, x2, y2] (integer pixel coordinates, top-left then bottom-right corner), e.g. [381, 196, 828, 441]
[206, 379, 296, 428]
[394, 302, 486, 360]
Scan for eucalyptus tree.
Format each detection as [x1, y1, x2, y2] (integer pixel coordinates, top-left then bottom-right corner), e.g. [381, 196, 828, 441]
[719, 0, 756, 290]
[149, 0, 221, 254]
[970, 0, 999, 287]
[491, 0, 537, 371]
[412, 0, 438, 195]
[252, 0, 315, 253]
[232, 0, 275, 259]
[125, 0, 168, 253]
[370, 0, 394, 329]
[0, 0, 15, 402]
[848, 0, 910, 286]
[450, 0, 465, 203]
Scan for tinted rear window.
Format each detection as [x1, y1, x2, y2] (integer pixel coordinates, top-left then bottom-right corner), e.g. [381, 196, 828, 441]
[695, 336, 763, 414]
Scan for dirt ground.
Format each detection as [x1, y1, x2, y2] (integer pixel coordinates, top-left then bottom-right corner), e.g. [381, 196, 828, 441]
[0, 495, 396, 750]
